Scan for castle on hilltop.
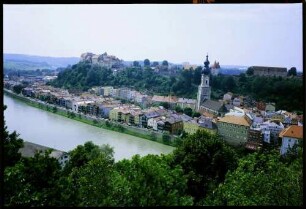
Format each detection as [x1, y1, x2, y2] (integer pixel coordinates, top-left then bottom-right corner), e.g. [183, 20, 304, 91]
[80, 52, 124, 69]
[249, 66, 287, 77]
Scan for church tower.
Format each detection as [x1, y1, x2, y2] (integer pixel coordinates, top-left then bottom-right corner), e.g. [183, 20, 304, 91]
[197, 54, 211, 111]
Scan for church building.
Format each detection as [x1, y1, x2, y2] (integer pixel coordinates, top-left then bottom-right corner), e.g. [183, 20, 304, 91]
[197, 54, 227, 117]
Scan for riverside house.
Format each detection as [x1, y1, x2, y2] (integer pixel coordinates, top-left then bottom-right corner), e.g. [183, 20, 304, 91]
[217, 115, 251, 146]
[279, 125, 303, 155]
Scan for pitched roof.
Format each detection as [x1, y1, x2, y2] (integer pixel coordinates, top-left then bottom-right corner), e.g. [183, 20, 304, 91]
[178, 98, 196, 104]
[165, 116, 182, 124]
[19, 141, 67, 159]
[198, 116, 213, 128]
[152, 95, 178, 103]
[201, 100, 223, 112]
[179, 114, 193, 122]
[279, 125, 303, 140]
[218, 115, 251, 127]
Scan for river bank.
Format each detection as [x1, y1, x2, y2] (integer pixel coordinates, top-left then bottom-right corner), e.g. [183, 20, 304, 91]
[4, 89, 177, 147]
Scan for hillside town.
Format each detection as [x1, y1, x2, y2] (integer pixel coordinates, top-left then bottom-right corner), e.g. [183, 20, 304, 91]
[4, 54, 303, 156]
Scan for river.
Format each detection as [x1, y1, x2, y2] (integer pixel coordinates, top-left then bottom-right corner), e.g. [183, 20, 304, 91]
[3, 94, 175, 161]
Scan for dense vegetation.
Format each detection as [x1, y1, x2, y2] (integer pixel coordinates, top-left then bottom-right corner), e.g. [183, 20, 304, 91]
[50, 62, 303, 112]
[3, 105, 303, 206]
[211, 73, 303, 112]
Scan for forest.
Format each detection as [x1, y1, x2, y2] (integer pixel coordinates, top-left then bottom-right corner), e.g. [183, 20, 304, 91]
[3, 105, 303, 206]
[50, 61, 303, 112]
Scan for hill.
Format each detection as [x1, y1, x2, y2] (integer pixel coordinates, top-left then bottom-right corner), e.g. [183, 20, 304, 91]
[4, 53, 80, 70]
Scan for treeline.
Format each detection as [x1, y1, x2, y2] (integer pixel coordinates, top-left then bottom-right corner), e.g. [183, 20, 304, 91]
[50, 62, 303, 111]
[211, 73, 303, 112]
[4, 105, 303, 206]
[4, 68, 56, 77]
[49, 62, 201, 98]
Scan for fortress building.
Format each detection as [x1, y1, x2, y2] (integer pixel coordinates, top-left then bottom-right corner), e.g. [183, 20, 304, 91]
[249, 66, 287, 77]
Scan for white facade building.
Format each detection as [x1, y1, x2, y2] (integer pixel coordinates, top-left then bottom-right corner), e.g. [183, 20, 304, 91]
[279, 125, 303, 155]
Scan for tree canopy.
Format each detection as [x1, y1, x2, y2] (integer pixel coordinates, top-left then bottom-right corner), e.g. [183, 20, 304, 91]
[287, 67, 297, 76]
[204, 148, 303, 206]
[144, 59, 150, 67]
[171, 130, 238, 203]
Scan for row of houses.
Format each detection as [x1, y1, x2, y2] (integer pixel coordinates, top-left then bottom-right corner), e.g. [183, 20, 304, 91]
[90, 86, 197, 110]
[223, 92, 276, 111]
[109, 105, 216, 135]
[11, 83, 208, 136]
[5, 80, 302, 155]
[216, 106, 303, 155]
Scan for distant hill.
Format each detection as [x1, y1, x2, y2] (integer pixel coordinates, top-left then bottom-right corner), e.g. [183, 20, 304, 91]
[4, 59, 53, 71]
[4, 53, 80, 70]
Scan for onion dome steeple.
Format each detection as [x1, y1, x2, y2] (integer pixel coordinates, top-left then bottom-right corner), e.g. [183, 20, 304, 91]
[202, 53, 210, 75]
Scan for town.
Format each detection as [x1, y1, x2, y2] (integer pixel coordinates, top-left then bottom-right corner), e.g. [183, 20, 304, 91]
[4, 52, 303, 156]
[3, 4, 303, 207]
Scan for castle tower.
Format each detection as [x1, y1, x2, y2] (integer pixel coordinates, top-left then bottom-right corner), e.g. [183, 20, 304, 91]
[197, 54, 211, 111]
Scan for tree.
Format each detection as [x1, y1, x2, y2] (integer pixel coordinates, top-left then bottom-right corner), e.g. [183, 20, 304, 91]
[144, 59, 150, 67]
[4, 150, 62, 206]
[13, 84, 24, 94]
[162, 132, 171, 144]
[3, 105, 24, 169]
[172, 130, 238, 203]
[133, 61, 140, 68]
[149, 132, 157, 141]
[70, 154, 117, 206]
[152, 61, 159, 67]
[246, 67, 254, 76]
[192, 111, 201, 118]
[204, 149, 303, 206]
[160, 102, 170, 109]
[183, 107, 193, 117]
[114, 154, 194, 206]
[287, 67, 297, 76]
[175, 105, 183, 113]
[222, 76, 236, 92]
[63, 141, 114, 174]
[193, 67, 202, 85]
[162, 60, 169, 67]
[52, 106, 58, 113]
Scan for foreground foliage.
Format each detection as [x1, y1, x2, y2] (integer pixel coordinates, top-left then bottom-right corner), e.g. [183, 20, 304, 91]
[203, 148, 303, 206]
[3, 107, 303, 206]
[172, 130, 238, 204]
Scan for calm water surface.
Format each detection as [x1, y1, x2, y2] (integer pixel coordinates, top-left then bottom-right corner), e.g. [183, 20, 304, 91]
[4, 94, 175, 161]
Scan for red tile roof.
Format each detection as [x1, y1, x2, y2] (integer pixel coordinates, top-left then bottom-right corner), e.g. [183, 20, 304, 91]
[279, 125, 303, 140]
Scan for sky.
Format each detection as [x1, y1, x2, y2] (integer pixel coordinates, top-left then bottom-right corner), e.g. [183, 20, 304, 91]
[3, 4, 303, 70]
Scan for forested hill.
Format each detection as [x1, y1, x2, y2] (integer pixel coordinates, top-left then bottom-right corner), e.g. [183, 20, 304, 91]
[4, 53, 80, 70]
[50, 62, 303, 112]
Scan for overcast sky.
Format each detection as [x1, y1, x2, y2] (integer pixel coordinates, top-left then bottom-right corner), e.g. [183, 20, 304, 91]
[3, 4, 303, 70]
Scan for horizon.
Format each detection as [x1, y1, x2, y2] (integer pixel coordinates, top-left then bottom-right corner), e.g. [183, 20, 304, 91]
[4, 4, 303, 70]
[4, 52, 301, 71]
